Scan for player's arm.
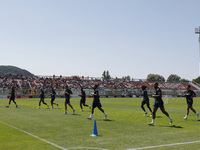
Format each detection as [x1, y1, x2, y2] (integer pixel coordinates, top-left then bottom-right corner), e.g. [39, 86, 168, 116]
[191, 91, 196, 98]
[152, 90, 161, 98]
[144, 91, 148, 99]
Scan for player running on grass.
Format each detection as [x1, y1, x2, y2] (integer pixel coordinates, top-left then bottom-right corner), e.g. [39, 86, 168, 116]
[50, 87, 58, 109]
[64, 85, 75, 114]
[87, 84, 107, 120]
[141, 86, 152, 116]
[183, 85, 199, 120]
[6, 85, 18, 108]
[148, 82, 172, 126]
[38, 87, 49, 109]
[79, 87, 91, 111]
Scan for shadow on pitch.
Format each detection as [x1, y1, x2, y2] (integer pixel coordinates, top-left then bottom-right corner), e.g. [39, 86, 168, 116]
[158, 125, 183, 128]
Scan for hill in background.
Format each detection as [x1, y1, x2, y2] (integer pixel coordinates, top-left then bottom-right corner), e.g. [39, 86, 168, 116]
[0, 66, 34, 77]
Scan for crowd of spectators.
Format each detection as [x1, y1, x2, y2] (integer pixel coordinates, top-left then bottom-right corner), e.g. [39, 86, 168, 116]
[0, 74, 195, 91]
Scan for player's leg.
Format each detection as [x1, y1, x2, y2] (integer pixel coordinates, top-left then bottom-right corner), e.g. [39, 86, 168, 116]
[87, 102, 95, 119]
[160, 106, 172, 124]
[68, 102, 75, 114]
[190, 106, 199, 118]
[146, 101, 152, 114]
[184, 105, 190, 119]
[82, 99, 91, 109]
[13, 99, 18, 108]
[41, 98, 48, 107]
[152, 106, 158, 119]
[38, 99, 42, 109]
[83, 103, 89, 107]
[6, 99, 12, 108]
[141, 101, 147, 115]
[80, 100, 83, 111]
[98, 107, 107, 119]
[148, 105, 158, 126]
[51, 99, 54, 107]
[64, 102, 67, 114]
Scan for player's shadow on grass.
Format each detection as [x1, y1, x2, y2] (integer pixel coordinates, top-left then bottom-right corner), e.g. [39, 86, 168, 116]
[103, 119, 113, 122]
[169, 125, 183, 128]
[197, 119, 200, 121]
[159, 125, 183, 128]
[71, 114, 81, 116]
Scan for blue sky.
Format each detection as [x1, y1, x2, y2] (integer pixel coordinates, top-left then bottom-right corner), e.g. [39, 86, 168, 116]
[0, 0, 200, 80]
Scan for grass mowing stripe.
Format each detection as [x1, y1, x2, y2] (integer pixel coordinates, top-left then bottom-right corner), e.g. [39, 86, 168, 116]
[0, 120, 67, 150]
[127, 140, 200, 150]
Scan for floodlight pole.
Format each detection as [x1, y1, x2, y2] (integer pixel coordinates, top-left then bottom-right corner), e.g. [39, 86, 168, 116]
[195, 26, 200, 76]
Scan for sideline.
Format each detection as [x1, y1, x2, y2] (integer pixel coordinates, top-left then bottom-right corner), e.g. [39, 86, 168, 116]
[0, 120, 109, 150]
[0, 120, 67, 150]
[126, 140, 200, 150]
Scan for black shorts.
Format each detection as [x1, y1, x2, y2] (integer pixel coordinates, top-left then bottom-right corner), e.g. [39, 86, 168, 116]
[187, 100, 193, 107]
[51, 97, 55, 103]
[92, 101, 102, 109]
[10, 96, 15, 101]
[142, 100, 150, 106]
[80, 98, 86, 104]
[154, 100, 164, 108]
[40, 95, 45, 99]
[51, 96, 55, 103]
[65, 99, 70, 104]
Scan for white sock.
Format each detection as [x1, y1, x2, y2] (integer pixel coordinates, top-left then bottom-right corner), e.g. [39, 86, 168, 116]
[152, 119, 155, 124]
[168, 116, 172, 120]
[90, 113, 93, 118]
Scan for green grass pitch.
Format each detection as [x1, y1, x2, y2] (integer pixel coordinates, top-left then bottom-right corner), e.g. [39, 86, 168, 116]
[1, 97, 200, 150]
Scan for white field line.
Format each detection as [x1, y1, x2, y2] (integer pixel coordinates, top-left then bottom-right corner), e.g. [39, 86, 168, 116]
[0, 120, 66, 150]
[67, 147, 109, 150]
[0, 120, 109, 150]
[126, 140, 200, 150]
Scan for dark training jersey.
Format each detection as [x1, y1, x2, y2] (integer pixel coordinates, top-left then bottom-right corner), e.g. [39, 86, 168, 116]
[81, 90, 86, 100]
[51, 89, 56, 99]
[184, 90, 196, 101]
[10, 87, 15, 100]
[154, 87, 162, 102]
[10, 87, 15, 97]
[93, 89, 100, 102]
[143, 89, 149, 101]
[65, 89, 72, 100]
[40, 89, 45, 99]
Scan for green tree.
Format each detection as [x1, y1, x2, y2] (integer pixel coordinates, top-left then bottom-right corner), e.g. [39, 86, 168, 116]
[146, 74, 165, 82]
[193, 76, 200, 84]
[122, 75, 131, 81]
[167, 74, 181, 82]
[180, 78, 189, 83]
[102, 70, 111, 80]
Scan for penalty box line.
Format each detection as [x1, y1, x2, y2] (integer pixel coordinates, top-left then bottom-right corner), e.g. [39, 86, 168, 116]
[0, 120, 67, 150]
[127, 140, 200, 150]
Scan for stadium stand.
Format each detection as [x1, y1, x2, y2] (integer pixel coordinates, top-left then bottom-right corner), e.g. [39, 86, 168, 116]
[0, 74, 199, 98]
